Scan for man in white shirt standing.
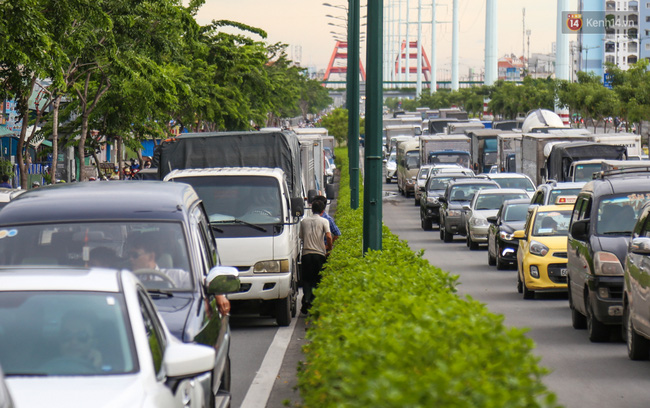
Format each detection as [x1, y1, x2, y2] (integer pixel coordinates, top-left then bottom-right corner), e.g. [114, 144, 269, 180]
[299, 199, 332, 315]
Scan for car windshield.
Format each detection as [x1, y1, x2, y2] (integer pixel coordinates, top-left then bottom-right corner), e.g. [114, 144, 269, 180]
[429, 153, 470, 168]
[449, 184, 498, 202]
[548, 188, 582, 205]
[574, 163, 602, 182]
[532, 210, 572, 236]
[492, 177, 535, 192]
[0, 222, 193, 291]
[0, 291, 136, 376]
[503, 203, 530, 222]
[418, 167, 431, 180]
[175, 175, 283, 225]
[596, 193, 649, 236]
[405, 151, 420, 168]
[388, 153, 396, 163]
[475, 193, 529, 210]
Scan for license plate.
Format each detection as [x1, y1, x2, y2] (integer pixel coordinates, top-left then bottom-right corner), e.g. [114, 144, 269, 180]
[560, 268, 568, 277]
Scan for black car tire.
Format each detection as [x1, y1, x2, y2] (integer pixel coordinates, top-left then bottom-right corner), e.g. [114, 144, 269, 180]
[218, 355, 232, 402]
[488, 247, 496, 266]
[517, 271, 523, 294]
[275, 296, 292, 326]
[386, 177, 391, 184]
[468, 235, 478, 250]
[421, 216, 433, 231]
[439, 225, 445, 240]
[586, 295, 609, 342]
[443, 225, 453, 243]
[414, 197, 419, 206]
[568, 283, 587, 329]
[625, 303, 650, 360]
[496, 252, 508, 270]
[523, 279, 534, 299]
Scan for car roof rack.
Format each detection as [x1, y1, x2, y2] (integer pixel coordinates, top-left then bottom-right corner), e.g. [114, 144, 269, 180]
[595, 166, 650, 179]
[545, 179, 558, 186]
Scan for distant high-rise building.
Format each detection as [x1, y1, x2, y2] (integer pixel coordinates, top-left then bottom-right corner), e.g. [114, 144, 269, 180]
[579, 0, 640, 79]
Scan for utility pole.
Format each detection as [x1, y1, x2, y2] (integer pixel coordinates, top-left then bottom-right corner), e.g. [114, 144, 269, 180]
[363, 0, 383, 253]
[347, 0, 360, 209]
[522, 8, 526, 65]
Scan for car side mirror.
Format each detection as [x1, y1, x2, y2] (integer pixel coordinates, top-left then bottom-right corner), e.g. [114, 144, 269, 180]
[462, 204, 471, 211]
[291, 197, 305, 218]
[205, 266, 240, 295]
[383, 159, 387, 163]
[164, 341, 216, 378]
[513, 230, 525, 239]
[438, 197, 447, 204]
[570, 219, 589, 241]
[630, 237, 650, 255]
[487, 216, 497, 224]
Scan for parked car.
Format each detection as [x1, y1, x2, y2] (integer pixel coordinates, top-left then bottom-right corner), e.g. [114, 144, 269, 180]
[487, 199, 531, 269]
[482, 173, 536, 198]
[0, 181, 239, 406]
[438, 179, 500, 242]
[514, 205, 573, 299]
[568, 170, 650, 342]
[419, 172, 474, 231]
[0, 267, 238, 408]
[623, 201, 650, 360]
[530, 180, 585, 206]
[414, 164, 434, 206]
[464, 189, 530, 250]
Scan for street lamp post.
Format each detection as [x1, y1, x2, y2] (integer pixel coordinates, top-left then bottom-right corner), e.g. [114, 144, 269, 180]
[348, 0, 360, 210]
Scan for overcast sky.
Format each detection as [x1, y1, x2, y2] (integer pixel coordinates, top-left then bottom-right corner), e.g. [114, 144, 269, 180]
[197, 1, 578, 79]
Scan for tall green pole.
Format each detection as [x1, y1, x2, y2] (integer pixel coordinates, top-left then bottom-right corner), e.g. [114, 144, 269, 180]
[363, 0, 383, 253]
[347, 0, 360, 209]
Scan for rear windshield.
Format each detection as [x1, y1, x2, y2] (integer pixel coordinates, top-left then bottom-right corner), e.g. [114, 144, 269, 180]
[574, 163, 602, 182]
[533, 210, 572, 236]
[548, 188, 582, 205]
[448, 184, 498, 202]
[475, 193, 529, 210]
[492, 177, 535, 192]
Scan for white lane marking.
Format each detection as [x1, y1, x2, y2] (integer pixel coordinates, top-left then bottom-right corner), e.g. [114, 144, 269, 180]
[239, 293, 301, 408]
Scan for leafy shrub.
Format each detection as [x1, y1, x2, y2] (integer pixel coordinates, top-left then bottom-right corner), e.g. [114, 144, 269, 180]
[297, 147, 559, 408]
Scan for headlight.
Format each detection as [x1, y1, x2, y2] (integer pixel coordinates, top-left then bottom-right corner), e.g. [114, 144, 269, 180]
[407, 179, 415, 185]
[253, 259, 290, 273]
[499, 231, 514, 241]
[594, 251, 624, 276]
[529, 240, 549, 256]
[427, 196, 439, 204]
[470, 217, 488, 227]
[448, 209, 462, 217]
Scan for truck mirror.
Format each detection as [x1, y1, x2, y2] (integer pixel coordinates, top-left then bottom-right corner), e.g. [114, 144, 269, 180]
[325, 184, 336, 199]
[291, 197, 305, 218]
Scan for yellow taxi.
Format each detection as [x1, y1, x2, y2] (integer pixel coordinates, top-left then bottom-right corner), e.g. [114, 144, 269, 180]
[514, 203, 574, 299]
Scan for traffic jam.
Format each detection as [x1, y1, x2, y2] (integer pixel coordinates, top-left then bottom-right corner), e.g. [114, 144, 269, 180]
[387, 106, 650, 362]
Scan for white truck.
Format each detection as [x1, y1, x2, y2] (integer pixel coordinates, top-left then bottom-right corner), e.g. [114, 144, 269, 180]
[591, 133, 641, 159]
[418, 134, 471, 166]
[153, 130, 305, 326]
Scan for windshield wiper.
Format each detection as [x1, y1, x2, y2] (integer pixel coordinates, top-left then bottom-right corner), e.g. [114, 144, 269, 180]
[212, 219, 267, 232]
[147, 289, 174, 298]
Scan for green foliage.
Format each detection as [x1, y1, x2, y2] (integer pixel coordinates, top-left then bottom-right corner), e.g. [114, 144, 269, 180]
[0, 160, 14, 178]
[320, 108, 348, 146]
[298, 149, 559, 408]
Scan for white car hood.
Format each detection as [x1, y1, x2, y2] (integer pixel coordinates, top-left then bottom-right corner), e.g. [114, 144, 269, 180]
[7, 374, 156, 408]
[473, 209, 499, 219]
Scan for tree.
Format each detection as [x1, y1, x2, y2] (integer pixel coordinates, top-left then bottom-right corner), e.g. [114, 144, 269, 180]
[321, 108, 349, 146]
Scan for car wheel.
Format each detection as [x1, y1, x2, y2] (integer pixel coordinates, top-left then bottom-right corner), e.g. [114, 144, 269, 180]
[469, 236, 478, 250]
[625, 303, 650, 360]
[218, 355, 232, 399]
[496, 252, 507, 270]
[523, 279, 534, 299]
[517, 271, 523, 294]
[443, 225, 453, 243]
[586, 294, 609, 342]
[568, 282, 587, 329]
[488, 247, 496, 266]
[439, 225, 445, 240]
[290, 278, 298, 318]
[386, 177, 391, 184]
[275, 296, 292, 326]
[421, 216, 433, 231]
[414, 197, 419, 206]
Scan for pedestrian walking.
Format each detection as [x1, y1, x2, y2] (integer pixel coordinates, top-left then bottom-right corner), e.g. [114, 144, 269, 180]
[313, 195, 341, 243]
[299, 199, 332, 314]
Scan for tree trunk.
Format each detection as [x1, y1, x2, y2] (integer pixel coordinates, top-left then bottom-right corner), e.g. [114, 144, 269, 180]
[17, 77, 37, 189]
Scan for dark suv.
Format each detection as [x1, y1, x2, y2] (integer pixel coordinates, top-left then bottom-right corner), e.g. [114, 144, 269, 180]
[438, 179, 499, 242]
[419, 172, 473, 230]
[0, 181, 239, 407]
[568, 170, 650, 342]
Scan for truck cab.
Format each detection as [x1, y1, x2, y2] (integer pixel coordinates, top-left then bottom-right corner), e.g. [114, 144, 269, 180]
[164, 167, 304, 326]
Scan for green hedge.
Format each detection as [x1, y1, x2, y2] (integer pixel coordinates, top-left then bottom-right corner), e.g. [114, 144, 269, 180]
[297, 147, 559, 408]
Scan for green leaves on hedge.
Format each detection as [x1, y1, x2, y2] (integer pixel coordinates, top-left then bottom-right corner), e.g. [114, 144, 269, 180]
[298, 147, 559, 408]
